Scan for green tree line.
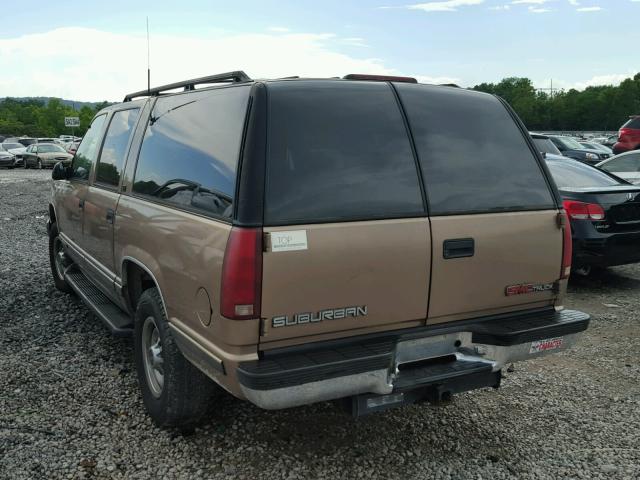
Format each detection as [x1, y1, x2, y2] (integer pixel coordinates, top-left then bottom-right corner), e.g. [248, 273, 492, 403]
[1, 74, 639, 136]
[473, 73, 640, 131]
[0, 98, 111, 138]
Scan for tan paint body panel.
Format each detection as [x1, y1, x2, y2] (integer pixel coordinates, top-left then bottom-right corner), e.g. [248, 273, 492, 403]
[113, 196, 259, 397]
[427, 210, 562, 324]
[260, 218, 431, 345]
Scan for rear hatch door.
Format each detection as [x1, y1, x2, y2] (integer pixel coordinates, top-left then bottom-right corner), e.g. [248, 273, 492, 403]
[259, 80, 430, 346]
[396, 84, 562, 324]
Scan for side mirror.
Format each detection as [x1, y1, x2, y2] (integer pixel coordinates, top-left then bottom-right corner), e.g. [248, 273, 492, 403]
[541, 152, 547, 159]
[52, 162, 69, 180]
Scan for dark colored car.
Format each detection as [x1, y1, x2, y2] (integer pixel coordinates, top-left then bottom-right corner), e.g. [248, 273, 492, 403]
[0, 150, 15, 168]
[613, 116, 640, 154]
[548, 135, 611, 166]
[545, 157, 640, 275]
[18, 138, 37, 147]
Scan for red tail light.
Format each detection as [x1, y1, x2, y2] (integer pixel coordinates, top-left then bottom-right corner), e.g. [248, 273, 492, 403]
[563, 200, 605, 221]
[220, 227, 262, 320]
[619, 128, 630, 138]
[560, 210, 572, 279]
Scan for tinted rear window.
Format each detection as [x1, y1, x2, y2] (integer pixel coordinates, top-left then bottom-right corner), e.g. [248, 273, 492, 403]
[623, 117, 640, 129]
[396, 84, 555, 215]
[133, 86, 250, 219]
[264, 81, 424, 225]
[546, 160, 622, 188]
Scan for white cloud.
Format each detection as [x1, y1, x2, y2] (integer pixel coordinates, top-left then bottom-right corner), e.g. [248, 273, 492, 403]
[528, 6, 552, 12]
[406, 0, 484, 12]
[0, 27, 458, 101]
[576, 6, 603, 11]
[489, 5, 511, 10]
[543, 72, 639, 91]
[567, 0, 580, 5]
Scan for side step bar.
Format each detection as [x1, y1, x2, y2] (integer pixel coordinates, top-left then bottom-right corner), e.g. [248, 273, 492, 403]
[65, 268, 133, 337]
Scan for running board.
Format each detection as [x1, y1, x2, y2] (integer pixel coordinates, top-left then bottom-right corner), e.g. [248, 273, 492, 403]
[65, 268, 133, 337]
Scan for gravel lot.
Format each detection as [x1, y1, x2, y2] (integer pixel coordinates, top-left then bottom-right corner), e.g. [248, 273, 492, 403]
[1, 169, 639, 480]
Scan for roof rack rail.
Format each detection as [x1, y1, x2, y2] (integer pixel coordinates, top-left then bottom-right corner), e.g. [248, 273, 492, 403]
[343, 74, 417, 84]
[123, 70, 252, 102]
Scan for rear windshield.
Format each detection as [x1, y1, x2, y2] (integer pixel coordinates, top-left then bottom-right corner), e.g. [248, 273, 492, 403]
[546, 160, 622, 188]
[396, 84, 555, 215]
[533, 137, 562, 155]
[264, 81, 424, 225]
[622, 117, 640, 129]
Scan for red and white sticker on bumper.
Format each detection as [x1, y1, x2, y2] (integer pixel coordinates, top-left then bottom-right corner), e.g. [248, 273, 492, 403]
[530, 337, 564, 354]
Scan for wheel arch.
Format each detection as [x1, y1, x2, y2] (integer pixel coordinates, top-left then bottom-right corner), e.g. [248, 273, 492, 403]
[121, 257, 168, 315]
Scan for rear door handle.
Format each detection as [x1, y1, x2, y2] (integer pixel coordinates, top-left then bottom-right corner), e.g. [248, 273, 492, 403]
[106, 208, 115, 224]
[443, 238, 475, 259]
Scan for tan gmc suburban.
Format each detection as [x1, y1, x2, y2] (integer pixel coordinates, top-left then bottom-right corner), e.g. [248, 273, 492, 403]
[48, 71, 590, 428]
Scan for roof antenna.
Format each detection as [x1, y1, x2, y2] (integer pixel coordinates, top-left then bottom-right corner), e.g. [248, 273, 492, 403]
[146, 16, 151, 96]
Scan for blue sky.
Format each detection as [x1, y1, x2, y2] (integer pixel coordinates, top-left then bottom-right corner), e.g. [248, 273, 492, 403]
[1, 0, 638, 101]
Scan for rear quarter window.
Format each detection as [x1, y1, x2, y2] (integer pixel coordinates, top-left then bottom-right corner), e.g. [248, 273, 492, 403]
[396, 84, 555, 215]
[622, 117, 640, 129]
[132, 86, 250, 219]
[264, 81, 424, 225]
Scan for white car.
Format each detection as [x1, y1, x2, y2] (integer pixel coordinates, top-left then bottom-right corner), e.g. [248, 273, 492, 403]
[596, 150, 640, 184]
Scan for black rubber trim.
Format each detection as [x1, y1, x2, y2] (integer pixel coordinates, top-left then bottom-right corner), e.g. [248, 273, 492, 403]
[241, 308, 589, 391]
[237, 339, 394, 390]
[470, 309, 590, 346]
[393, 359, 492, 390]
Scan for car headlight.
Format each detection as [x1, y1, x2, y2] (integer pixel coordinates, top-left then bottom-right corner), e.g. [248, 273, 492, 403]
[585, 153, 598, 160]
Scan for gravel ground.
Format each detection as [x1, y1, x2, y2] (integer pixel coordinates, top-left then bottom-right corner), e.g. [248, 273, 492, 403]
[1, 168, 639, 480]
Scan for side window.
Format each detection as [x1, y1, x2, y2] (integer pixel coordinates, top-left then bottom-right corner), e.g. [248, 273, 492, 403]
[265, 81, 424, 224]
[132, 86, 250, 219]
[72, 114, 107, 181]
[95, 108, 140, 186]
[396, 84, 555, 215]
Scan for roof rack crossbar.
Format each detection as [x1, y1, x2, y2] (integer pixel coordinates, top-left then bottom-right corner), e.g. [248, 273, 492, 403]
[123, 70, 251, 102]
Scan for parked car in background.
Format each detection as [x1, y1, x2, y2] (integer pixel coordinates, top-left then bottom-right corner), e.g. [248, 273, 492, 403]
[545, 157, 640, 276]
[613, 116, 640, 154]
[18, 137, 37, 147]
[548, 135, 611, 165]
[23, 143, 73, 169]
[596, 151, 640, 185]
[603, 134, 619, 148]
[1, 142, 26, 168]
[580, 142, 613, 155]
[530, 133, 565, 157]
[0, 150, 16, 169]
[37, 137, 58, 144]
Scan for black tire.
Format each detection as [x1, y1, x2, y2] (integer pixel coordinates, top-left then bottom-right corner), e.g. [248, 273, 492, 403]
[37, 158, 43, 169]
[48, 222, 73, 293]
[24, 160, 30, 169]
[134, 288, 215, 428]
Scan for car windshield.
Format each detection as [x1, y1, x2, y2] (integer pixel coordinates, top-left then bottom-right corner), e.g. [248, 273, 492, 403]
[38, 144, 65, 153]
[557, 136, 586, 150]
[533, 137, 562, 155]
[546, 160, 622, 188]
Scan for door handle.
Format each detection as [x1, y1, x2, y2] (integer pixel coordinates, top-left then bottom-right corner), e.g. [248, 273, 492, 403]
[443, 238, 475, 259]
[106, 208, 115, 224]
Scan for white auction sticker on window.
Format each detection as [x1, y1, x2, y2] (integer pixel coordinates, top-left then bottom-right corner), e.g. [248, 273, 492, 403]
[530, 337, 564, 354]
[269, 230, 308, 252]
